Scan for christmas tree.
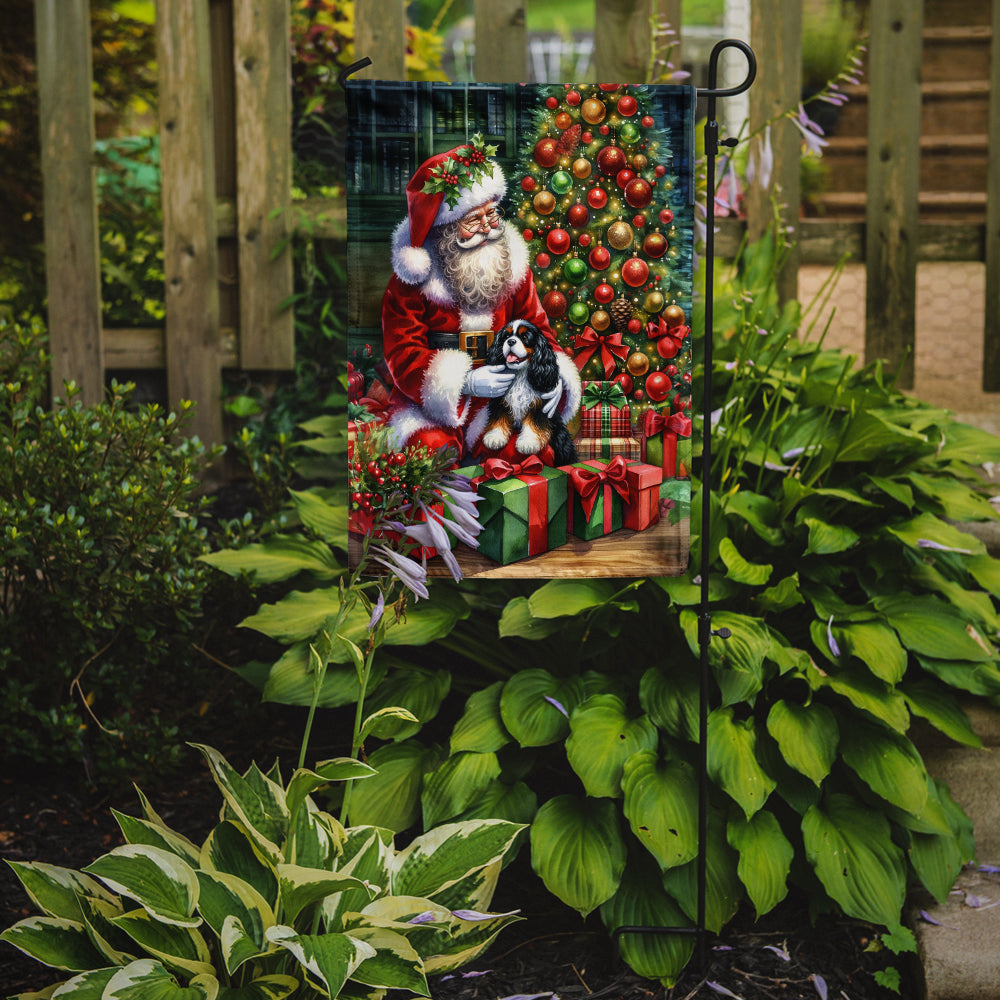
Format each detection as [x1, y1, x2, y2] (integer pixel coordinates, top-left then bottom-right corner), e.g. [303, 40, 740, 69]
[514, 84, 693, 422]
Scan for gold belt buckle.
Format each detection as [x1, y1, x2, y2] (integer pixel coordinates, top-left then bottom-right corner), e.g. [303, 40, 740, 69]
[459, 329, 494, 367]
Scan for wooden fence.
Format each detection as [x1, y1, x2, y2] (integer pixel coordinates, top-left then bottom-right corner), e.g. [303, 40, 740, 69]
[34, 0, 1000, 445]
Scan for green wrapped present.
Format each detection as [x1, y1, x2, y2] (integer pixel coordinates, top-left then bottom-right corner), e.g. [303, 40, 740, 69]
[559, 456, 630, 541]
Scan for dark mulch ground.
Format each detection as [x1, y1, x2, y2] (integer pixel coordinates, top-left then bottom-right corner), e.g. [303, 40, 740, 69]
[1, 748, 915, 1000]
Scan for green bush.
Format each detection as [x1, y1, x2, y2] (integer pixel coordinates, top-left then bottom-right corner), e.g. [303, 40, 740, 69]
[0, 317, 220, 783]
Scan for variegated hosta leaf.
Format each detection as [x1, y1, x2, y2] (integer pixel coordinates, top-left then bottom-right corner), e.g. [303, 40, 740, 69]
[195, 870, 274, 973]
[420, 907, 522, 975]
[285, 760, 376, 823]
[214, 975, 299, 1000]
[391, 820, 524, 901]
[190, 745, 287, 863]
[219, 915, 269, 979]
[0, 916, 107, 971]
[420, 751, 502, 829]
[5, 862, 118, 922]
[83, 845, 200, 928]
[112, 810, 201, 868]
[426, 858, 501, 915]
[565, 695, 658, 799]
[450, 681, 511, 754]
[765, 700, 838, 786]
[265, 926, 376, 998]
[77, 895, 136, 966]
[47, 966, 118, 997]
[323, 829, 393, 931]
[110, 908, 215, 979]
[101, 958, 218, 999]
[200, 822, 278, 910]
[621, 751, 699, 871]
[276, 864, 376, 925]
[727, 810, 793, 918]
[706, 707, 776, 819]
[344, 926, 429, 995]
[599, 853, 694, 987]
[529, 795, 626, 917]
[802, 793, 906, 926]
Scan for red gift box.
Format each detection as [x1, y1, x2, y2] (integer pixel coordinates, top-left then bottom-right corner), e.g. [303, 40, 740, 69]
[623, 459, 663, 531]
[640, 405, 692, 478]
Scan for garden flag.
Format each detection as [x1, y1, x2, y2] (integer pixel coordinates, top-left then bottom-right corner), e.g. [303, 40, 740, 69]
[346, 80, 694, 578]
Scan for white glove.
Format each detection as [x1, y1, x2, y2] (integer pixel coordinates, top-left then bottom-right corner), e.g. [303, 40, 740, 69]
[463, 365, 516, 398]
[542, 379, 563, 418]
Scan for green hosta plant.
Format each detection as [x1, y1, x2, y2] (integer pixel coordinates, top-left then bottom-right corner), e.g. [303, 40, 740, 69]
[1, 744, 523, 999]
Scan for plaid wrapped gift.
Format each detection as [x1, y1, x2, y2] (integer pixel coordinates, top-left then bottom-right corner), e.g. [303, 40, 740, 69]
[640, 404, 692, 479]
[574, 381, 640, 461]
[623, 459, 663, 531]
[560, 456, 631, 541]
[454, 456, 568, 565]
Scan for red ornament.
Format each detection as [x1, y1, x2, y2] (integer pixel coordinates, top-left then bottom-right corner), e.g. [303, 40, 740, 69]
[617, 95, 638, 117]
[615, 168, 636, 190]
[588, 246, 611, 269]
[555, 111, 573, 130]
[642, 231, 668, 258]
[586, 186, 608, 210]
[654, 164, 666, 177]
[622, 256, 649, 287]
[665, 364, 679, 376]
[627, 318, 642, 335]
[542, 289, 567, 317]
[659, 207, 674, 225]
[521, 175, 536, 192]
[641, 115, 654, 128]
[594, 282, 615, 304]
[567, 90, 582, 106]
[645, 371, 671, 402]
[578, 233, 591, 247]
[582, 131, 593, 144]
[523, 228, 534, 241]
[599, 124, 610, 136]
[633, 389, 645, 402]
[612, 371, 634, 395]
[546, 96, 559, 109]
[535, 252, 551, 269]
[567, 203, 590, 228]
[599, 83, 621, 92]
[632, 214, 646, 228]
[624, 177, 653, 208]
[546, 228, 571, 255]
[597, 145, 627, 177]
[534, 138, 560, 168]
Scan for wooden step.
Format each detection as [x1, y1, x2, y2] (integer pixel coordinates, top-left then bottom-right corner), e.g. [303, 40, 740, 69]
[834, 80, 991, 137]
[921, 0, 992, 28]
[922, 25, 993, 83]
[813, 189, 987, 222]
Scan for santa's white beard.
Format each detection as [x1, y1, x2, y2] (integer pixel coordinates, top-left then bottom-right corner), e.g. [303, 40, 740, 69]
[435, 221, 513, 314]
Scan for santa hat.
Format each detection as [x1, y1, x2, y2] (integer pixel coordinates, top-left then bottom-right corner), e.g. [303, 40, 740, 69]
[394, 136, 507, 284]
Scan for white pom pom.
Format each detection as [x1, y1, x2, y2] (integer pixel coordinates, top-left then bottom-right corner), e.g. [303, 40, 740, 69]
[394, 244, 432, 285]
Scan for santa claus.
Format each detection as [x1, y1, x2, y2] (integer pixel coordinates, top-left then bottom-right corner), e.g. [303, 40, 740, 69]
[381, 135, 581, 462]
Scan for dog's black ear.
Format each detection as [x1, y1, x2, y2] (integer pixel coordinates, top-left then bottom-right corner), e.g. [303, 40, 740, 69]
[485, 330, 507, 365]
[527, 337, 559, 392]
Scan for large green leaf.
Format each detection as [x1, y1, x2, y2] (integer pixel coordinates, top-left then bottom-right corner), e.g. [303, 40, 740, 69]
[452, 779, 538, 827]
[362, 667, 451, 741]
[199, 822, 278, 910]
[112, 812, 201, 869]
[916, 655, 1000, 697]
[83, 846, 200, 928]
[885, 512, 985, 556]
[707, 708, 776, 818]
[565, 695, 658, 798]
[831, 621, 907, 684]
[727, 811, 793, 918]
[0, 916, 107, 972]
[499, 670, 585, 747]
[103, 959, 218, 1000]
[680, 610, 770, 706]
[967, 553, 1000, 597]
[530, 795, 626, 916]
[5, 862, 118, 923]
[285, 759, 376, 823]
[875, 594, 995, 662]
[260, 644, 378, 709]
[265, 926, 375, 997]
[718, 537, 772, 585]
[497, 596, 565, 639]
[909, 825, 966, 905]
[421, 751, 502, 828]
[288, 488, 348, 547]
[345, 926, 428, 994]
[834, 410, 927, 463]
[839, 718, 929, 816]
[111, 908, 214, 978]
[639, 666, 699, 742]
[621, 751, 699, 871]
[200, 535, 339, 584]
[599, 853, 694, 987]
[276, 865, 374, 925]
[195, 871, 273, 974]
[346, 740, 442, 832]
[450, 682, 511, 754]
[802, 793, 906, 926]
[901, 680, 982, 748]
[803, 517, 859, 556]
[765, 700, 838, 786]
[527, 579, 618, 618]
[810, 662, 910, 732]
[35, 967, 117, 998]
[723, 490, 784, 545]
[905, 472, 998, 522]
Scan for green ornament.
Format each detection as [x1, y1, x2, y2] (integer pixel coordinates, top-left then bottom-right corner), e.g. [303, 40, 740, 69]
[619, 122, 640, 144]
[550, 170, 573, 195]
[568, 301, 591, 325]
[563, 258, 588, 285]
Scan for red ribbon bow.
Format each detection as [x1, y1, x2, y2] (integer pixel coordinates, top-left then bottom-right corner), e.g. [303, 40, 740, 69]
[642, 408, 692, 439]
[645, 317, 688, 359]
[569, 455, 631, 520]
[573, 327, 630, 378]
[471, 454, 544, 487]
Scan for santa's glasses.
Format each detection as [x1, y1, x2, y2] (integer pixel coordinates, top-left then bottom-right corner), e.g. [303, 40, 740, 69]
[458, 206, 503, 234]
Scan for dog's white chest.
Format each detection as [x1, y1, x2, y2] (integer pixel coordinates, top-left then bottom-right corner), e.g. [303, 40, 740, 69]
[505, 370, 538, 420]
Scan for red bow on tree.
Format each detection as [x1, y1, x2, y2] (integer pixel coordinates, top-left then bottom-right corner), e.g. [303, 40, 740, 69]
[645, 317, 689, 359]
[573, 327, 630, 378]
[568, 455, 631, 519]
[642, 408, 692, 438]
[471, 454, 544, 486]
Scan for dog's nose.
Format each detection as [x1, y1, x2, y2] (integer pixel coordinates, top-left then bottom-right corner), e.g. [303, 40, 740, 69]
[506, 338, 516, 348]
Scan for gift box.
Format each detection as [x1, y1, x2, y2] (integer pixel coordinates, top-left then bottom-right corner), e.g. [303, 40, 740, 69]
[560, 456, 631, 541]
[574, 381, 639, 461]
[640, 405, 692, 479]
[454, 456, 567, 565]
[623, 460, 663, 531]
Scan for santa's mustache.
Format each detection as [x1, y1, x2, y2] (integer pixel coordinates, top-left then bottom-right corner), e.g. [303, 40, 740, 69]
[456, 221, 505, 250]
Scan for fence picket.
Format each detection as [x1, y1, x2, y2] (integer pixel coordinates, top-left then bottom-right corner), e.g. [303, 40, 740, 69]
[984, 0, 1000, 390]
[864, 0, 923, 390]
[474, 0, 526, 81]
[157, 0, 222, 445]
[34, 0, 103, 405]
[354, 0, 407, 79]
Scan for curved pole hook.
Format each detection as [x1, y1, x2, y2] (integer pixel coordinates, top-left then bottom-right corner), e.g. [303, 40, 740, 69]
[337, 57, 373, 90]
[698, 38, 757, 99]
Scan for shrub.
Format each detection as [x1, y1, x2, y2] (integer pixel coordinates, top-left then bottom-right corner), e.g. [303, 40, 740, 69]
[0, 317, 220, 783]
[1, 743, 524, 998]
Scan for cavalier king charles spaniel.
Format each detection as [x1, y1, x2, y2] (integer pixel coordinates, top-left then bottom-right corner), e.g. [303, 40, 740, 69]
[480, 319, 577, 465]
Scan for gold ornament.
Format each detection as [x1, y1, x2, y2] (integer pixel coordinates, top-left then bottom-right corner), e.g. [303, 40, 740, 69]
[572, 157, 592, 180]
[632, 153, 648, 171]
[533, 190, 556, 215]
[607, 219, 634, 250]
[581, 98, 607, 125]
[664, 303, 686, 326]
[626, 351, 649, 377]
[559, 155, 572, 169]
[644, 290, 665, 313]
[590, 309, 611, 331]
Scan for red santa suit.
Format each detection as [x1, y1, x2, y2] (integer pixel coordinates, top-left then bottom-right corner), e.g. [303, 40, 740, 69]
[380, 145, 581, 461]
